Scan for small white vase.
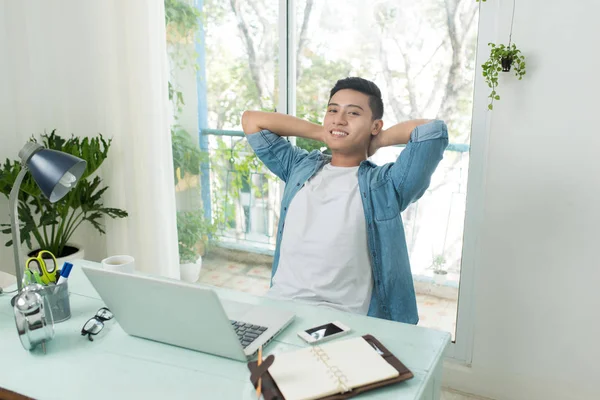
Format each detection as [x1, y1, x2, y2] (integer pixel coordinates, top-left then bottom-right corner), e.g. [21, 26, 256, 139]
[180, 256, 203, 283]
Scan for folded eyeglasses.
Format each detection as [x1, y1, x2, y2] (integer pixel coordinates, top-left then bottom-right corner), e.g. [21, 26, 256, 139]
[81, 307, 113, 341]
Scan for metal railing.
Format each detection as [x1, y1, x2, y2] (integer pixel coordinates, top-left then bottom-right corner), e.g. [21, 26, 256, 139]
[199, 129, 470, 259]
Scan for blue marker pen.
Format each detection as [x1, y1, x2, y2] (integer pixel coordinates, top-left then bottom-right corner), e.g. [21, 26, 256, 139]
[56, 262, 73, 285]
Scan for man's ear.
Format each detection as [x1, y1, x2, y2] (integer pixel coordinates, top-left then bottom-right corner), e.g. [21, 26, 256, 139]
[371, 120, 384, 136]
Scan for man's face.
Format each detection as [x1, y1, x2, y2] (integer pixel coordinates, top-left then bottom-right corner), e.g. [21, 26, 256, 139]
[322, 89, 382, 155]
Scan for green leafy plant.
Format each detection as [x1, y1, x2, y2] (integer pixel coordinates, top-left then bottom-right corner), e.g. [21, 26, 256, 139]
[429, 254, 447, 273]
[171, 128, 221, 260]
[176, 210, 218, 263]
[171, 125, 207, 181]
[165, 0, 202, 44]
[168, 81, 186, 115]
[0, 130, 128, 257]
[482, 43, 526, 110]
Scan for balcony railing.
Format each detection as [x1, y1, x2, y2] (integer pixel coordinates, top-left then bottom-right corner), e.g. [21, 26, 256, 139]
[199, 129, 470, 279]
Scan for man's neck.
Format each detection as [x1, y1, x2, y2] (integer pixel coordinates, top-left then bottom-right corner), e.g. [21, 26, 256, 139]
[330, 152, 366, 167]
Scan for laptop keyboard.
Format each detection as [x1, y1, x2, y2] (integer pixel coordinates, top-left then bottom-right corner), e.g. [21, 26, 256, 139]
[230, 320, 268, 349]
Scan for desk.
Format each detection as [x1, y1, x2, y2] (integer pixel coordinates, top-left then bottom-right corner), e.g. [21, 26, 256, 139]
[0, 261, 450, 400]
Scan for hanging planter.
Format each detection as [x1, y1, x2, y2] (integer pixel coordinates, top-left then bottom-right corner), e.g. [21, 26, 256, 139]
[479, 0, 527, 110]
[164, 0, 201, 45]
[481, 43, 526, 110]
[501, 56, 514, 72]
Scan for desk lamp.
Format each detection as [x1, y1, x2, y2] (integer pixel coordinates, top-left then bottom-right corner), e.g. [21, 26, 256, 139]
[8, 142, 86, 297]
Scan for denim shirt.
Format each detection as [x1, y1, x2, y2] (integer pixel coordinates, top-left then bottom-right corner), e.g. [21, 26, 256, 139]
[246, 120, 448, 324]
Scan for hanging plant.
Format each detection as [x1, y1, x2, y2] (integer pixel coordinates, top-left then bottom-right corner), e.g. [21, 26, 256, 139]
[481, 43, 526, 110]
[479, 0, 526, 110]
[165, 0, 201, 44]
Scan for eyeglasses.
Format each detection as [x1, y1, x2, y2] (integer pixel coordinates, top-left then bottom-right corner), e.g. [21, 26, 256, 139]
[81, 307, 113, 341]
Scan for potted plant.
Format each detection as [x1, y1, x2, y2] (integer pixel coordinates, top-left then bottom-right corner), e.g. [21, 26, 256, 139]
[172, 125, 219, 282]
[165, 1, 220, 281]
[0, 130, 128, 263]
[482, 42, 526, 110]
[430, 254, 448, 285]
[177, 210, 218, 282]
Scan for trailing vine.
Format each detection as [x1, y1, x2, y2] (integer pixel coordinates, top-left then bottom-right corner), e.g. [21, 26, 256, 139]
[478, 0, 527, 110]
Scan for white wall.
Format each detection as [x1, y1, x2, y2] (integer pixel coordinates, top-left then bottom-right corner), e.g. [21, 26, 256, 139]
[445, 1, 600, 399]
[0, 3, 107, 274]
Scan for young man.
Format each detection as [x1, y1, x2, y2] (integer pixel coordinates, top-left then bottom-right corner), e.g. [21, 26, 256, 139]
[242, 77, 448, 324]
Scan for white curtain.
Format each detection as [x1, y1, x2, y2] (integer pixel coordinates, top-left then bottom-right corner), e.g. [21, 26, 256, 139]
[0, 1, 180, 278]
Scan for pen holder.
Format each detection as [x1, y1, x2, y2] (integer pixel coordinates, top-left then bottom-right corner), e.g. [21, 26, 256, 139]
[39, 281, 71, 323]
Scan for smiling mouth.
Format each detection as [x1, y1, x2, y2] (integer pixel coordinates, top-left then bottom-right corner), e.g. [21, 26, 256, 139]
[330, 130, 349, 137]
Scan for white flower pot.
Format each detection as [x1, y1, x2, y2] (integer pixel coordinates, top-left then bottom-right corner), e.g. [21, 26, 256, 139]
[433, 270, 448, 285]
[180, 256, 202, 283]
[56, 246, 85, 265]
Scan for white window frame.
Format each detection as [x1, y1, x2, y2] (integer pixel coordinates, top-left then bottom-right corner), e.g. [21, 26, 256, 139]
[443, 1, 496, 364]
[278, 0, 296, 116]
[275, 0, 494, 365]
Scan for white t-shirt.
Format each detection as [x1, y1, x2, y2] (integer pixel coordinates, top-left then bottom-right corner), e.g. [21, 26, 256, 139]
[267, 163, 373, 314]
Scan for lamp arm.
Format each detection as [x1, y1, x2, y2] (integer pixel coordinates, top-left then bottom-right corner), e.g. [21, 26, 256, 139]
[9, 167, 29, 293]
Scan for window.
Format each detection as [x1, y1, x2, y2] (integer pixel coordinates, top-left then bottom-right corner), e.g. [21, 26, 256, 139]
[293, 0, 479, 342]
[167, 0, 484, 362]
[168, 0, 281, 256]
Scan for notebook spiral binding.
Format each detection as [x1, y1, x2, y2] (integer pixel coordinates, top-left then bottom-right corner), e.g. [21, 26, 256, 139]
[311, 345, 351, 393]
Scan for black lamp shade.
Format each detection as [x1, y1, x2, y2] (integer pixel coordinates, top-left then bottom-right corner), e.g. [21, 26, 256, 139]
[27, 149, 87, 203]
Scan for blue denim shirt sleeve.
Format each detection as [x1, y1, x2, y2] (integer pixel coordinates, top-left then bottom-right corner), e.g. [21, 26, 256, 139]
[390, 120, 449, 211]
[245, 129, 309, 182]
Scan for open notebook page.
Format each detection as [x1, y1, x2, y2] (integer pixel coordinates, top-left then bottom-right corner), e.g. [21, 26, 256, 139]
[268, 337, 399, 400]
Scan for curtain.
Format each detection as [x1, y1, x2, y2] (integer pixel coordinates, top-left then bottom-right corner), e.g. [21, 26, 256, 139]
[0, 0, 180, 278]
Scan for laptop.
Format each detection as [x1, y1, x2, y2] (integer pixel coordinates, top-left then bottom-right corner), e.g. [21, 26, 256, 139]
[81, 266, 295, 361]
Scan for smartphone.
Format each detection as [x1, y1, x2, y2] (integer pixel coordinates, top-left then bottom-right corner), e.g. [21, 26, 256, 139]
[297, 321, 351, 344]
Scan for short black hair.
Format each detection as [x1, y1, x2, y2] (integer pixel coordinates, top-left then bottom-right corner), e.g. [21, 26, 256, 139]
[329, 77, 384, 120]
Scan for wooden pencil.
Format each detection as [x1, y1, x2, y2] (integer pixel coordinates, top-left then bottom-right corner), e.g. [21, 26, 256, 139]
[256, 345, 263, 398]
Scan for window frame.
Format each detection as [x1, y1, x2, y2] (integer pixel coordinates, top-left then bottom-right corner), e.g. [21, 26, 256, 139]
[274, 0, 493, 365]
[443, 1, 495, 364]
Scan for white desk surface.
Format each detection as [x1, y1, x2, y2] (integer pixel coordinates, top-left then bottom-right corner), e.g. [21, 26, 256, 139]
[0, 261, 450, 400]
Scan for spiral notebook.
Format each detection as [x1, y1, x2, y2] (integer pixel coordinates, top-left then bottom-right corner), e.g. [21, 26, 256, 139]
[248, 335, 413, 400]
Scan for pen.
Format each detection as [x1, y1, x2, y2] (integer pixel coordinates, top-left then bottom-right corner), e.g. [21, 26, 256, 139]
[56, 262, 73, 285]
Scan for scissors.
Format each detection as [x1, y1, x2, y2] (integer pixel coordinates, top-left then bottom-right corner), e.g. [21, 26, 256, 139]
[24, 250, 58, 285]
